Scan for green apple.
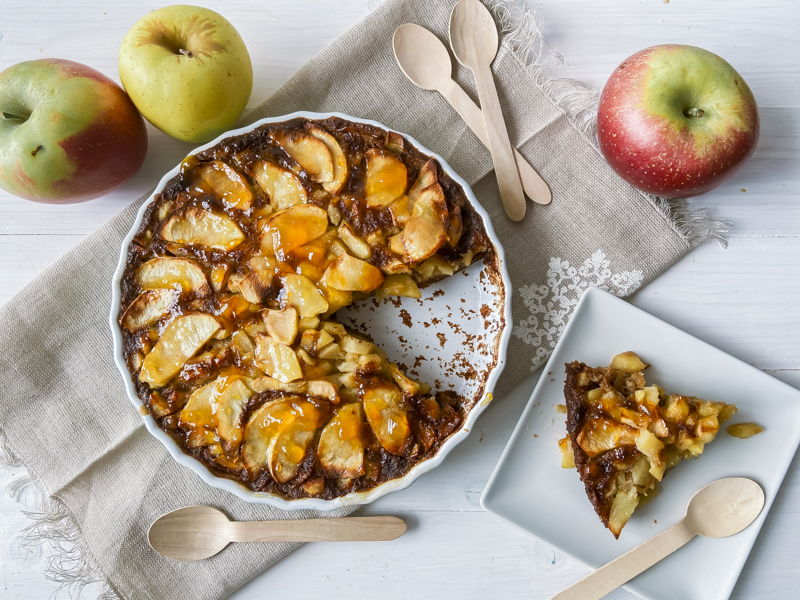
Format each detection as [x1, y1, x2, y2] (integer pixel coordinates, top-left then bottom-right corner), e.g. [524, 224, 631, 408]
[119, 5, 253, 144]
[0, 59, 148, 204]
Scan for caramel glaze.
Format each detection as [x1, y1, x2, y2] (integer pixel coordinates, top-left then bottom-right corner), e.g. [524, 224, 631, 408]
[119, 116, 495, 499]
[564, 361, 715, 528]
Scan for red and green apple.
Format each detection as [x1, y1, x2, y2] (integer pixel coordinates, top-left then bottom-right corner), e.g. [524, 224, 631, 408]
[597, 44, 759, 199]
[0, 59, 148, 204]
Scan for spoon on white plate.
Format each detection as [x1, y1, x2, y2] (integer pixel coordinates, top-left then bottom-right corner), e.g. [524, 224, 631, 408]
[550, 477, 765, 600]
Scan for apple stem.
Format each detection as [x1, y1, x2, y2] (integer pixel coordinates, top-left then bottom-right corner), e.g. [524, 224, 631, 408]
[685, 108, 705, 118]
[179, 49, 194, 58]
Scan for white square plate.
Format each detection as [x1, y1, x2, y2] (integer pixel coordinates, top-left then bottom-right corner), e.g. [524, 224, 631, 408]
[481, 287, 800, 600]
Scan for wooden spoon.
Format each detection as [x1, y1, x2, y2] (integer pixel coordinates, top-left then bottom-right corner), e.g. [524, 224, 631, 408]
[148, 505, 407, 562]
[392, 23, 551, 206]
[449, 0, 526, 221]
[550, 478, 765, 600]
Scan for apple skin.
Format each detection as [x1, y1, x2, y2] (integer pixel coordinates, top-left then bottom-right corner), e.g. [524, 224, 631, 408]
[597, 44, 759, 199]
[0, 59, 148, 204]
[119, 5, 253, 144]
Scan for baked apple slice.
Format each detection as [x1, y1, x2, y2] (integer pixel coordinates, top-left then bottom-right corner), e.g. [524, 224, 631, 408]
[254, 334, 304, 383]
[361, 381, 411, 455]
[251, 160, 308, 210]
[136, 257, 210, 296]
[242, 397, 327, 482]
[179, 380, 217, 447]
[364, 148, 407, 208]
[242, 398, 297, 478]
[197, 160, 253, 210]
[305, 123, 348, 194]
[237, 269, 274, 304]
[266, 204, 328, 258]
[162, 207, 245, 250]
[401, 183, 449, 263]
[267, 400, 328, 483]
[211, 376, 252, 453]
[139, 314, 221, 387]
[280, 273, 329, 318]
[120, 288, 177, 330]
[322, 253, 385, 293]
[270, 129, 334, 184]
[318, 403, 368, 479]
[407, 159, 438, 209]
[338, 222, 370, 260]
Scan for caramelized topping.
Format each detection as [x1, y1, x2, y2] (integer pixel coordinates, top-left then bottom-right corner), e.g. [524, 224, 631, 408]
[562, 352, 737, 538]
[119, 116, 492, 500]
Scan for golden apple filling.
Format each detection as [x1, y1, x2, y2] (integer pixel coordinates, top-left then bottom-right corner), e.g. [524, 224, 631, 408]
[561, 352, 737, 537]
[118, 116, 495, 500]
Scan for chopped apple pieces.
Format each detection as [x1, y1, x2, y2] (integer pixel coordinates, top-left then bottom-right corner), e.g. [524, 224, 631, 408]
[136, 257, 210, 296]
[365, 149, 407, 208]
[140, 314, 221, 387]
[252, 160, 308, 209]
[610, 351, 649, 373]
[402, 183, 449, 263]
[306, 124, 348, 194]
[271, 129, 334, 184]
[197, 160, 253, 210]
[263, 306, 299, 345]
[563, 352, 737, 538]
[319, 403, 367, 478]
[362, 382, 411, 455]
[162, 207, 245, 250]
[121, 288, 177, 330]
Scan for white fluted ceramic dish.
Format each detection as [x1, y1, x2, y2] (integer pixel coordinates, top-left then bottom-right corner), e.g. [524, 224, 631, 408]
[110, 111, 511, 511]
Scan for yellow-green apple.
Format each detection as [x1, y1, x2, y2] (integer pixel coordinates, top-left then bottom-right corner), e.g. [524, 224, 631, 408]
[597, 44, 759, 198]
[0, 59, 147, 204]
[119, 5, 252, 144]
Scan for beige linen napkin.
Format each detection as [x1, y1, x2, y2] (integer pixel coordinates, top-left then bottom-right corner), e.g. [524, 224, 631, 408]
[0, 1, 725, 598]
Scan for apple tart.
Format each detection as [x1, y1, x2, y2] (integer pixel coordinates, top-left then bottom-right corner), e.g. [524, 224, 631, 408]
[118, 116, 498, 500]
[560, 352, 737, 537]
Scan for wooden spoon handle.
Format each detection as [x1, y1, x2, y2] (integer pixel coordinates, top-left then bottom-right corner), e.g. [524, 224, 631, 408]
[228, 516, 407, 543]
[440, 79, 551, 205]
[471, 60, 526, 221]
[550, 521, 696, 600]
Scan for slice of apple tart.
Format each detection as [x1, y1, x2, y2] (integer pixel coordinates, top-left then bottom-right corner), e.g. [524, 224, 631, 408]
[560, 352, 737, 537]
[118, 116, 498, 500]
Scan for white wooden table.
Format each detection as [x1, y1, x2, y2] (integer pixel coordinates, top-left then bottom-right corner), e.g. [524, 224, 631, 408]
[1, 1, 797, 598]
